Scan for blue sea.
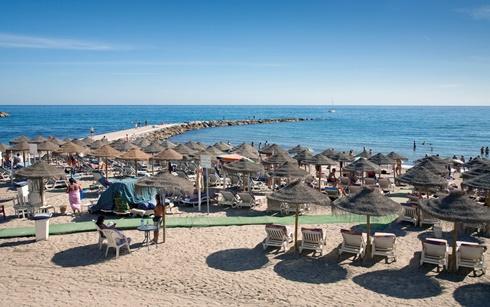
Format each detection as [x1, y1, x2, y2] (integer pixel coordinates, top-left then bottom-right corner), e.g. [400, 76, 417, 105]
[1, 105, 489, 162]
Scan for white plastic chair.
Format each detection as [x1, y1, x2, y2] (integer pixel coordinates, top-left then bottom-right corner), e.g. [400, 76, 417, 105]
[420, 238, 449, 271]
[93, 221, 107, 250]
[371, 232, 397, 263]
[456, 241, 487, 276]
[338, 229, 366, 260]
[299, 228, 326, 256]
[102, 229, 131, 258]
[262, 224, 293, 252]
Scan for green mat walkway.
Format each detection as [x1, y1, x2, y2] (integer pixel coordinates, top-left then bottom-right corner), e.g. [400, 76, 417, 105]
[0, 214, 398, 239]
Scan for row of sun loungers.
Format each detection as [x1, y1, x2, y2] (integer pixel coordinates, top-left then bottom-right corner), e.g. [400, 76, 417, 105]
[217, 191, 258, 208]
[262, 224, 487, 275]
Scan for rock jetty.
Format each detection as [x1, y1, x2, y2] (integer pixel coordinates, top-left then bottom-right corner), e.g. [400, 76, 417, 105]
[148, 117, 314, 141]
[0, 112, 9, 118]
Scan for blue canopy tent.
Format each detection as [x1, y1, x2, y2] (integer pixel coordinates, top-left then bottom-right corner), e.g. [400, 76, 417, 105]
[90, 178, 156, 213]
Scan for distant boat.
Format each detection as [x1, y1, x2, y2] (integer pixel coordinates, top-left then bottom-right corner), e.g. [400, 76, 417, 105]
[328, 100, 336, 113]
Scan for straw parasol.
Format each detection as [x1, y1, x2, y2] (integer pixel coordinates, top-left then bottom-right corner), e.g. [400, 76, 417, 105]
[10, 135, 30, 144]
[82, 137, 95, 145]
[343, 158, 380, 184]
[269, 161, 308, 178]
[293, 150, 315, 165]
[0, 143, 10, 152]
[205, 146, 224, 156]
[143, 143, 163, 154]
[91, 145, 122, 177]
[321, 148, 337, 158]
[71, 139, 87, 147]
[461, 166, 490, 180]
[59, 141, 88, 154]
[368, 153, 394, 166]
[174, 144, 197, 158]
[331, 152, 352, 174]
[413, 160, 448, 176]
[464, 173, 490, 206]
[151, 148, 184, 174]
[464, 157, 490, 169]
[48, 137, 64, 145]
[89, 140, 105, 150]
[267, 180, 331, 250]
[15, 161, 65, 207]
[37, 141, 60, 163]
[136, 138, 151, 148]
[233, 144, 260, 161]
[262, 151, 293, 165]
[419, 191, 490, 271]
[333, 187, 401, 258]
[119, 148, 151, 176]
[311, 154, 337, 191]
[30, 135, 47, 144]
[160, 140, 177, 149]
[11, 141, 31, 166]
[387, 151, 407, 161]
[214, 142, 233, 152]
[185, 141, 207, 151]
[288, 145, 310, 155]
[416, 155, 451, 166]
[136, 172, 194, 243]
[397, 166, 447, 189]
[223, 159, 264, 191]
[114, 140, 138, 152]
[356, 149, 371, 159]
[259, 143, 285, 155]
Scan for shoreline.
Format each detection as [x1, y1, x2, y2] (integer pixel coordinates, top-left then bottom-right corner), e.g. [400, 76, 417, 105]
[91, 117, 315, 142]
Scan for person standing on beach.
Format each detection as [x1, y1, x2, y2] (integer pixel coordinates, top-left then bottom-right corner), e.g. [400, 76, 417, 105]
[486, 147, 489, 156]
[481, 147, 485, 156]
[66, 178, 82, 215]
[152, 194, 164, 244]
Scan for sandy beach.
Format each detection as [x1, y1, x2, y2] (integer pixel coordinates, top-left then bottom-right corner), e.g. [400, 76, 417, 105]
[91, 124, 179, 142]
[0, 221, 488, 306]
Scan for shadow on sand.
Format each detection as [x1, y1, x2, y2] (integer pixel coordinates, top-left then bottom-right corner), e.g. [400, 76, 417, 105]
[273, 249, 348, 284]
[51, 243, 131, 267]
[453, 283, 490, 307]
[206, 244, 269, 272]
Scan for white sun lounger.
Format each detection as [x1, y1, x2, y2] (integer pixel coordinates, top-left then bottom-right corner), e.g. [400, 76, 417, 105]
[218, 191, 237, 207]
[338, 229, 366, 260]
[299, 228, 326, 256]
[456, 241, 487, 276]
[399, 203, 418, 226]
[262, 224, 293, 252]
[371, 232, 397, 263]
[235, 192, 257, 208]
[420, 238, 449, 271]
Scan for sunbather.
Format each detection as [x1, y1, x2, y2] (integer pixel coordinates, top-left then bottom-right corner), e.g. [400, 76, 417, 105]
[96, 215, 131, 244]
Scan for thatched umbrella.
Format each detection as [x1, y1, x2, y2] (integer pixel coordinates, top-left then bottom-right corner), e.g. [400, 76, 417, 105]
[89, 140, 105, 150]
[11, 141, 31, 166]
[293, 150, 315, 166]
[333, 187, 401, 258]
[30, 135, 47, 144]
[37, 141, 60, 163]
[160, 140, 177, 149]
[71, 139, 87, 148]
[343, 158, 380, 184]
[311, 154, 337, 191]
[419, 191, 490, 271]
[368, 153, 394, 178]
[48, 137, 64, 146]
[82, 137, 95, 145]
[136, 138, 151, 148]
[119, 148, 151, 177]
[0, 143, 9, 165]
[464, 173, 490, 206]
[398, 166, 447, 189]
[114, 140, 138, 152]
[331, 152, 352, 174]
[233, 143, 260, 161]
[288, 145, 310, 155]
[267, 180, 331, 250]
[223, 159, 264, 191]
[269, 161, 309, 178]
[259, 143, 285, 155]
[413, 160, 448, 176]
[15, 161, 65, 207]
[91, 145, 122, 178]
[321, 148, 337, 158]
[59, 141, 88, 154]
[185, 141, 207, 151]
[174, 144, 197, 159]
[151, 148, 183, 174]
[63, 137, 72, 143]
[461, 166, 490, 180]
[387, 152, 407, 161]
[263, 151, 293, 165]
[416, 155, 451, 166]
[205, 146, 224, 156]
[214, 141, 233, 152]
[136, 172, 194, 243]
[10, 135, 30, 144]
[143, 143, 164, 174]
[356, 149, 371, 159]
[464, 157, 490, 169]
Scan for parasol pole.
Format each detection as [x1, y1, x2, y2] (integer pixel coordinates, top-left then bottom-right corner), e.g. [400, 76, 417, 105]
[160, 192, 166, 243]
[105, 157, 109, 178]
[317, 164, 322, 191]
[134, 160, 138, 177]
[366, 215, 371, 259]
[294, 203, 299, 251]
[451, 221, 458, 272]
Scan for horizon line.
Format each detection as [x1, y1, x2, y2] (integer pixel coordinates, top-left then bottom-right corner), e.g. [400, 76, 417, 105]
[0, 103, 490, 107]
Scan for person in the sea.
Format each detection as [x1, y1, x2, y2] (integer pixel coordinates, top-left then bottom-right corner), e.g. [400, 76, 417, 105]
[152, 194, 164, 244]
[66, 178, 82, 215]
[413, 141, 416, 151]
[481, 147, 485, 156]
[486, 147, 489, 156]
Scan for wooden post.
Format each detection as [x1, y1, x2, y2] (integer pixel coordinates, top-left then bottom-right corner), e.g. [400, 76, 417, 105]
[161, 192, 166, 243]
[105, 157, 109, 178]
[294, 203, 299, 251]
[317, 165, 322, 191]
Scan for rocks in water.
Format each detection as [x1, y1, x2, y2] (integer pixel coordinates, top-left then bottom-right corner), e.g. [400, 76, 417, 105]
[147, 117, 314, 142]
[0, 112, 9, 118]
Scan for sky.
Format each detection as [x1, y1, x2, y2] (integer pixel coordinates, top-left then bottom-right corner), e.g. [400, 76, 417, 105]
[0, 0, 489, 105]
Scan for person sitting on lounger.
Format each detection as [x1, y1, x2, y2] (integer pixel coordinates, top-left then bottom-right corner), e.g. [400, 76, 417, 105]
[327, 168, 337, 183]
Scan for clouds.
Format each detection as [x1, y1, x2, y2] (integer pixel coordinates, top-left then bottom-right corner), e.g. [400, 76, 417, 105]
[458, 5, 490, 20]
[0, 33, 115, 50]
